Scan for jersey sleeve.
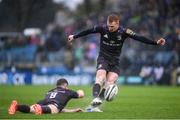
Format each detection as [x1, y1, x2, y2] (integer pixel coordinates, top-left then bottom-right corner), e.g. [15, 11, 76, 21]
[69, 90, 79, 98]
[73, 25, 103, 39]
[124, 28, 158, 45]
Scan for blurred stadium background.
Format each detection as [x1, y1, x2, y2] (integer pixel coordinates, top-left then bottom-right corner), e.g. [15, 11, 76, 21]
[0, 0, 180, 119]
[0, 0, 179, 86]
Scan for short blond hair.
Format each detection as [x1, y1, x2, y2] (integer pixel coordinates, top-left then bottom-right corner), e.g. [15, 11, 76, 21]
[107, 14, 120, 23]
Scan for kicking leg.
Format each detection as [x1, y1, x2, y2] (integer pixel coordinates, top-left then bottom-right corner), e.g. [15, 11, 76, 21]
[91, 72, 118, 112]
[99, 72, 118, 99]
[106, 72, 118, 87]
[86, 70, 106, 112]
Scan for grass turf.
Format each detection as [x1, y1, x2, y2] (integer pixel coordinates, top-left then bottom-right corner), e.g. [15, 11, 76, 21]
[0, 85, 180, 119]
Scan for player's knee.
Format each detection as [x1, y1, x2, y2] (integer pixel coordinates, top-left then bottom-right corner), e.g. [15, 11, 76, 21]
[107, 77, 117, 85]
[48, 104, 59, 114]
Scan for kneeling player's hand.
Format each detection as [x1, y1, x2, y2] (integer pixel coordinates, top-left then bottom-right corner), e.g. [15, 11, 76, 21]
[74, 108, 84, 112]
[157, 38, 166, 45]
[77, 90, 84, 98]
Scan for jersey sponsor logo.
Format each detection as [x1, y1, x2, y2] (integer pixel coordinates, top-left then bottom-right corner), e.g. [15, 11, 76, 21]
[103, 41, 121, 46]
[103, 34, 108, 38]
[110, 40, 115, 44]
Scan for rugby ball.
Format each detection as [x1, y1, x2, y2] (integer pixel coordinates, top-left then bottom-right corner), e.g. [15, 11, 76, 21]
[104, 84, 118, 101]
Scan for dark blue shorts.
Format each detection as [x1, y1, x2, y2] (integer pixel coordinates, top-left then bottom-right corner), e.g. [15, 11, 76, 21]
[96, 55, 120, 75]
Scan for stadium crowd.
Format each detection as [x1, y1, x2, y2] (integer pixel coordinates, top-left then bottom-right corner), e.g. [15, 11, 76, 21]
[0, 0, 179, 85]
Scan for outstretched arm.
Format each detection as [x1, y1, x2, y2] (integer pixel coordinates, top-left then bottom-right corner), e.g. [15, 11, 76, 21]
[61, 108, 83, 113]
[61, 90, 84, 113]
[125, 29, 166, 45]
[68, 25, 103, 43]
[73, 27, 99, 39]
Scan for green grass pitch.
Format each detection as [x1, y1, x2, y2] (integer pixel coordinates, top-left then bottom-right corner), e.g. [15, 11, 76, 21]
[0, 85, 180, 119]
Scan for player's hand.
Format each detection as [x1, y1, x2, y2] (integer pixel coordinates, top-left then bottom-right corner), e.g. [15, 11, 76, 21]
[74, 108, 84, 112]
[68, 35, 74, 44]
[77, 90, 84, 98]
[157, 38, 166, 46]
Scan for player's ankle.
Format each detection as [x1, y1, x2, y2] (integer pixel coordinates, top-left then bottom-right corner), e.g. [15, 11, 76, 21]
[93, 84, 101, 97]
